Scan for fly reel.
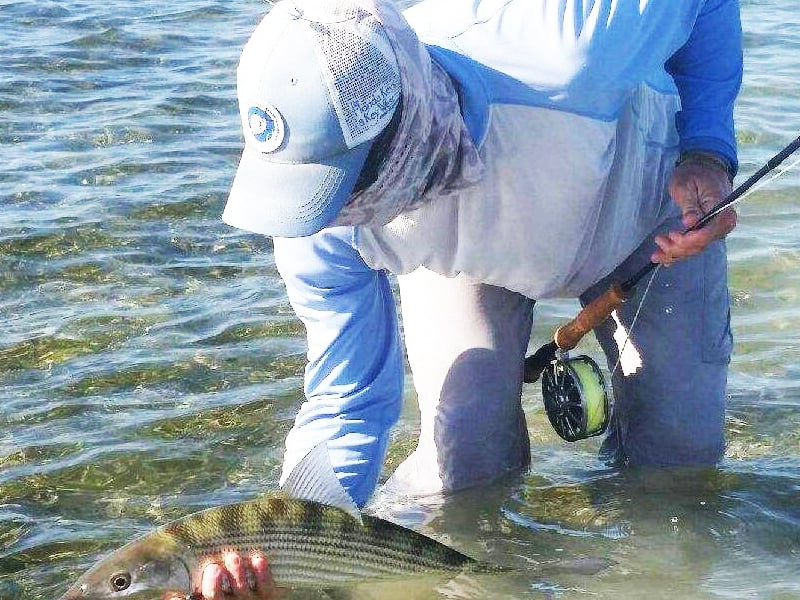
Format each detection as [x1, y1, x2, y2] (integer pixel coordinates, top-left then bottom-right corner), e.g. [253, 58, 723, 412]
[541, 354, 610, 442]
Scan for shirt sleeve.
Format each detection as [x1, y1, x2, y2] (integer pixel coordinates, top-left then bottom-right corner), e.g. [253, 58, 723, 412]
[665, 0, 743, 173]
[273, 227, 404, 507]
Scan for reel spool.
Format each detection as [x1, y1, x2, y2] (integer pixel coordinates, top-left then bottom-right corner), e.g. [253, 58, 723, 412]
[541, 354, 609, 442]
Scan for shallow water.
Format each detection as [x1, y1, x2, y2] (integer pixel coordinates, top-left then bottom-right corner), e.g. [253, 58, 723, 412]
[1, 1, 800, 599]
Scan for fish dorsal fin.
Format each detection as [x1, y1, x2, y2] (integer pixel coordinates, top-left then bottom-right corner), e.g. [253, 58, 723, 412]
[281, 443, 362, 524]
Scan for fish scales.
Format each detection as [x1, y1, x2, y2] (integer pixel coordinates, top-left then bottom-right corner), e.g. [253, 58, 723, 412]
[164, 499, 473, 586]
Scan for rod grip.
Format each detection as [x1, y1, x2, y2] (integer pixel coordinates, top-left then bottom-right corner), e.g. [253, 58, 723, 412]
[553, 283, 629, 350]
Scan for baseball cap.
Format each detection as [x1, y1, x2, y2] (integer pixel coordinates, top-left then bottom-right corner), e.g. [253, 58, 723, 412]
[223, 0, 402, 237]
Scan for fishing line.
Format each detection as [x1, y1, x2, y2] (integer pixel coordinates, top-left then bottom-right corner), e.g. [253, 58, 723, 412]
[723, 154, 800, 209]
[609, 263, 661, 379]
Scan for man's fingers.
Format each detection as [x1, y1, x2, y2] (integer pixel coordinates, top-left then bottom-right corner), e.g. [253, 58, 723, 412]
[200, 562, 230, 599]
[249, 552, 272, 590]
[712, 207, 737, 237]
[249, 552, 289, 599]
[652, 207, 737, 265]
[652, 230, 706, 265]
[196, 552, 284, 600]
[223, 550, 250, 594]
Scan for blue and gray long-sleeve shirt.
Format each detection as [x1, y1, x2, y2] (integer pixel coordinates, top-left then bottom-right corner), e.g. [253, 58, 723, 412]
[229, 0, 743, 506]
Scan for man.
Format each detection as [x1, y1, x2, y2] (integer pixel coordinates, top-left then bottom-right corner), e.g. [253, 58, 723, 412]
[204, 0, 741, 595]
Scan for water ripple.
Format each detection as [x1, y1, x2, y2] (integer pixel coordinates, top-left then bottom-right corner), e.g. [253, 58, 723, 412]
[2, 0, 800, 599]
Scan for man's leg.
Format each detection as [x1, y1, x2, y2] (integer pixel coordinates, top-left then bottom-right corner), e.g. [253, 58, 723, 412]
[583, 219, 732, 466]
[386, 267, 534, 496]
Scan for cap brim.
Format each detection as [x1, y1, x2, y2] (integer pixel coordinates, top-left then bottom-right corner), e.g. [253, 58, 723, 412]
[223, 140, 372, 238]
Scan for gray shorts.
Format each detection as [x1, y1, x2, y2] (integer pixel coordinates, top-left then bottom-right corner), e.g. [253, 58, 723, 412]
[387, 217, 731, 495]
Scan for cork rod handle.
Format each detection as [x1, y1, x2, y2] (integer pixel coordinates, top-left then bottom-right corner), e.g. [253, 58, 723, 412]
[553, 283, 629, 351]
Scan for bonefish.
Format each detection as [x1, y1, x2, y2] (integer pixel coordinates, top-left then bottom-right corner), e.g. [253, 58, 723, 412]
[58, 445, 499, 599]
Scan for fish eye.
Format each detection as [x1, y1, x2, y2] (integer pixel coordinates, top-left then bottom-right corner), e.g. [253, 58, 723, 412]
[109, 572, 132, 592]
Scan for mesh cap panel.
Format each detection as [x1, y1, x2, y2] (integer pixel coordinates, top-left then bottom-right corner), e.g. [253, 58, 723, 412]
[309, 1, 401, 148]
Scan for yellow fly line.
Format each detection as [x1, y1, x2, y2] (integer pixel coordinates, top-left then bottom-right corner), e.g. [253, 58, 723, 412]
[567, 357, 608, 436]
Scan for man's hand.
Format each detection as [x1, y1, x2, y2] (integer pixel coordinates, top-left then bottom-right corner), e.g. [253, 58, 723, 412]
[651, 152, 737, 266]
[165, 551, 287, 600]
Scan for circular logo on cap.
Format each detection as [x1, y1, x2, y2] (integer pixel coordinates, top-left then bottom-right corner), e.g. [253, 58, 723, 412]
[247, 103, 284, 153]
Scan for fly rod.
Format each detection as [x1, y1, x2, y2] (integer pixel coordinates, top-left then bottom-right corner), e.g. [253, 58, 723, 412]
[524, 133, 800, 386]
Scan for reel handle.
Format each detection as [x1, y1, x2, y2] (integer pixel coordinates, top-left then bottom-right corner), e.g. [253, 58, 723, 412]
[554, 283, 629, 350]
